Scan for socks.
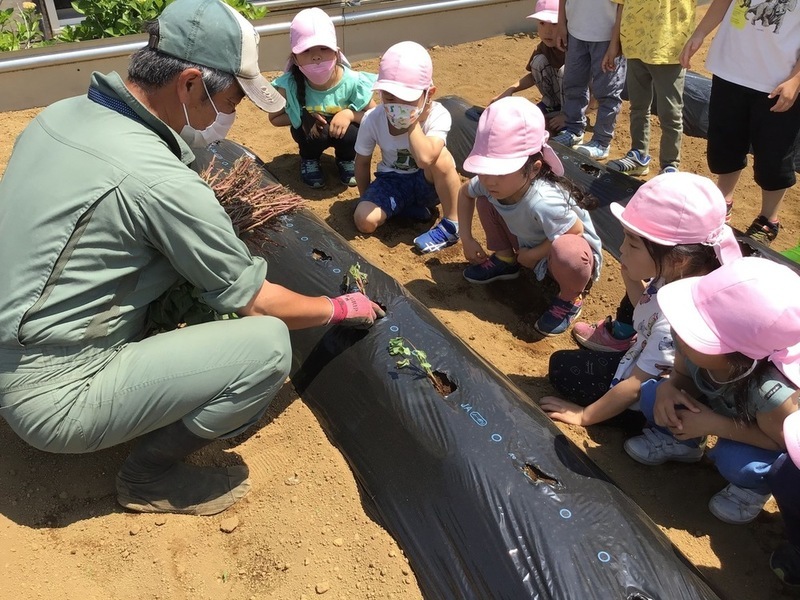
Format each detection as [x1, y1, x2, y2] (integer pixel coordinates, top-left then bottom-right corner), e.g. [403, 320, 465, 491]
[611, 320, 636, 340]
[440, 217, 459, 235]
[495, 254, 517, 264]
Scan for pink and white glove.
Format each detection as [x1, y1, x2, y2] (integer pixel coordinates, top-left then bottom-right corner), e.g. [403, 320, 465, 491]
[325, 293, 385, 329]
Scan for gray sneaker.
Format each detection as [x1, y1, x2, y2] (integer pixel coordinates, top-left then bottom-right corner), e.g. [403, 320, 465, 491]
[708, 483, 771, 525]
[624, 427, 705, 466]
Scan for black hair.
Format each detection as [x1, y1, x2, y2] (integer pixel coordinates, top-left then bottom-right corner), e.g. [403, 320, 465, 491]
[525, 153, 598, 211]
[291, 63, 308, 108]
[639, 238, 721, 282]
[128, 21, 235, 95]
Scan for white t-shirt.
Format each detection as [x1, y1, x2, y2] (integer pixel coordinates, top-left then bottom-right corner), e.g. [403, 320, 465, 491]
[565, 0, 617, 42]
[612, 279, 675, 385]
[706, 0, 800, 94]
[354, 101, 451, 174]
[467, 176, 603, 280]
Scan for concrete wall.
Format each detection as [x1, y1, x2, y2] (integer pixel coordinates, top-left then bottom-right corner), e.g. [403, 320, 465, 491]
[0, 0, 535, 111]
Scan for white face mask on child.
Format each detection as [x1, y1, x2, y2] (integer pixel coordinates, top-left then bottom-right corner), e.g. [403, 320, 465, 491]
[384, 91, 428, 129]
[299, 59, 337, 86]
[180, 80, 236, 148]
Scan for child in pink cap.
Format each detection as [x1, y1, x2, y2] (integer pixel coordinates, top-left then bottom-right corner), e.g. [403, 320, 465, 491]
[767, 410, 800, 588]
[540, 172, 742, 427]
[353, 41, 462, 254]
[625, 257, 800, 525]
[269, 7, 377, 188]
[491, 0, 566, 133]
[458, 96, 602, 336]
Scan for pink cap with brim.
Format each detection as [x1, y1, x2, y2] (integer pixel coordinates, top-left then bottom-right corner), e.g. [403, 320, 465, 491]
[290, 7, 338, 54]
[785, 411, 800, 467]
[373, 41, 433, 102]
[527, 0, 559, 23]
[610, 172, 742, 264]
[659, 257, 800, 387]
[464, 96, 564, 176]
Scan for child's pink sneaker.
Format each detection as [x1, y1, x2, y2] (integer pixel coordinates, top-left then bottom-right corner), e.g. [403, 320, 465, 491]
[572, 316, 635, 353]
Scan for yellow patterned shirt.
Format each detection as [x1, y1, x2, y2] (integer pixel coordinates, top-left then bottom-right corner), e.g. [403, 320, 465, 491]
[614, 0, 695, 64]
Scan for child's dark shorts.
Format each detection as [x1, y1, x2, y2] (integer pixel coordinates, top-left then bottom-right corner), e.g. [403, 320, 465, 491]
[707, 75, 800, 191]
[359, 170, 440, 218]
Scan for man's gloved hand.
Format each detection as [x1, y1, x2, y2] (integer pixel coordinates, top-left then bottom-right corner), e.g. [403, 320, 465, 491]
[325, 293, 385, 329]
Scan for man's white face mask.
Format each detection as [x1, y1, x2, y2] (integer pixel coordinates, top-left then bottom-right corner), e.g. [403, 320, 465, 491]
[180, 79, 236, 148]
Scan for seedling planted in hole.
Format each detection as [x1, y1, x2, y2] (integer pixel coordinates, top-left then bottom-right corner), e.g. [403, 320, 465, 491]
[342, 262, 369, 295]
[388, 336, 456, 396]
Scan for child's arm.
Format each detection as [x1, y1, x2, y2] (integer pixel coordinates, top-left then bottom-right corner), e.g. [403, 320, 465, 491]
[652, 349, 704, 429]
[672, 396, 796, 451]
[491, 74, 536, 104]
[407, 102, 445, 168]
[354, 153, 373, 197]
[458, 182, 488, 263]
[541, 365, 654, 426]
[517, 217, 584, 269]
[769, 57, 800, 113]
[680, 0, 735, 68]
[556, 0, 568, 51]
[329, 99, 378, 138]
[601, 3, 623, 73]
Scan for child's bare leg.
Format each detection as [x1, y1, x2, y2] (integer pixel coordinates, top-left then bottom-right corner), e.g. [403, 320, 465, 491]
[716, 170, 743, 204]
[548, 234, 593, 301]
[426, 147, 461, 222]
[354, 201, 387, 234]
[761, 188, 787, 222]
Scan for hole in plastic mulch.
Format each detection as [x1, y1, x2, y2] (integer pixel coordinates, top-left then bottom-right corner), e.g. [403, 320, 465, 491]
[430, 370, 457, 397]
[521, 463, 560, 488]
[579, 163, 601, 177]
[312, 249, 332, 261]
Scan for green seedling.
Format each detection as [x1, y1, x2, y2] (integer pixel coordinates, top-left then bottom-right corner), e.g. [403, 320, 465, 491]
[343, 262, 369, 295]
[388, 336, 433, 379]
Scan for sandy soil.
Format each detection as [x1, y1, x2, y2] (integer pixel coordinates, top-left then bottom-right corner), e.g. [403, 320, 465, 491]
[1, 11, 798, 600]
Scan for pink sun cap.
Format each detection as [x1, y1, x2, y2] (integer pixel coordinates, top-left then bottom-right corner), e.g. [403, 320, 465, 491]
[785, 411, 800, 468]
[610, 172, 742, 264]
[658, 257, 800, 387]
[463, 96, 564, 176]
[373, 41, 433, 102]
[527, 0, 559, 23]
[290, 7, 338, 54]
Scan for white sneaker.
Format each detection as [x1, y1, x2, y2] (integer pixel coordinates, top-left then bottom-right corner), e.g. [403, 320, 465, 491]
[708, 483, 771, 525]
[574, 140, 610, 160]
[623, 427, 705, 466]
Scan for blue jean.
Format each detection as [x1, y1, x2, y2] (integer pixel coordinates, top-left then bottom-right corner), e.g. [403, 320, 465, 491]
[768, 453, 800, 547]
[561, 34, 626, 147]
[639, 379, 782, 494]
[360, 170, 439, 219]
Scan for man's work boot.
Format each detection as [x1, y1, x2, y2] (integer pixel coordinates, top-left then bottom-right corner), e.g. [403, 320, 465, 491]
[116, 420, 251, 516]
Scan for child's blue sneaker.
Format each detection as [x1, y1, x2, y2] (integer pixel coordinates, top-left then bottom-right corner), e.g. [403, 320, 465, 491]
[551, 129, 584, 147]
[300, 158, 325, 188]
[463, 254, 520, 284]
[534, 297, 582, 336]
[574, 139, 609, 160]
[337, 160, 357, 186]
[659, 165, 679, 174]
[413, 219, 459, 253]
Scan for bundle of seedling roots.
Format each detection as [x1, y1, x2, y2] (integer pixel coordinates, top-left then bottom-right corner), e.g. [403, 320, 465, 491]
[200, 156, 305, 250]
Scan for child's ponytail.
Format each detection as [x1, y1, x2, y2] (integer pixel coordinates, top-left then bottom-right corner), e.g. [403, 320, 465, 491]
[524, 154, 598, 211]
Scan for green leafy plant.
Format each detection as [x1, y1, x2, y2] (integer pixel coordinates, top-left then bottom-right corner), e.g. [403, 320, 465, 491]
[389, 336, 456, 396]
[58, 0, 267, 43]
[343, 262, 369, 295]
[389, 336, 433, 378]
[0, 3, 48, 52]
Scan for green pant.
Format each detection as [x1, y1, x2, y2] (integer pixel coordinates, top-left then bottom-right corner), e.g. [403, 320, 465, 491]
[626, 59, 685, 170]
[0, 317, 291, 453]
